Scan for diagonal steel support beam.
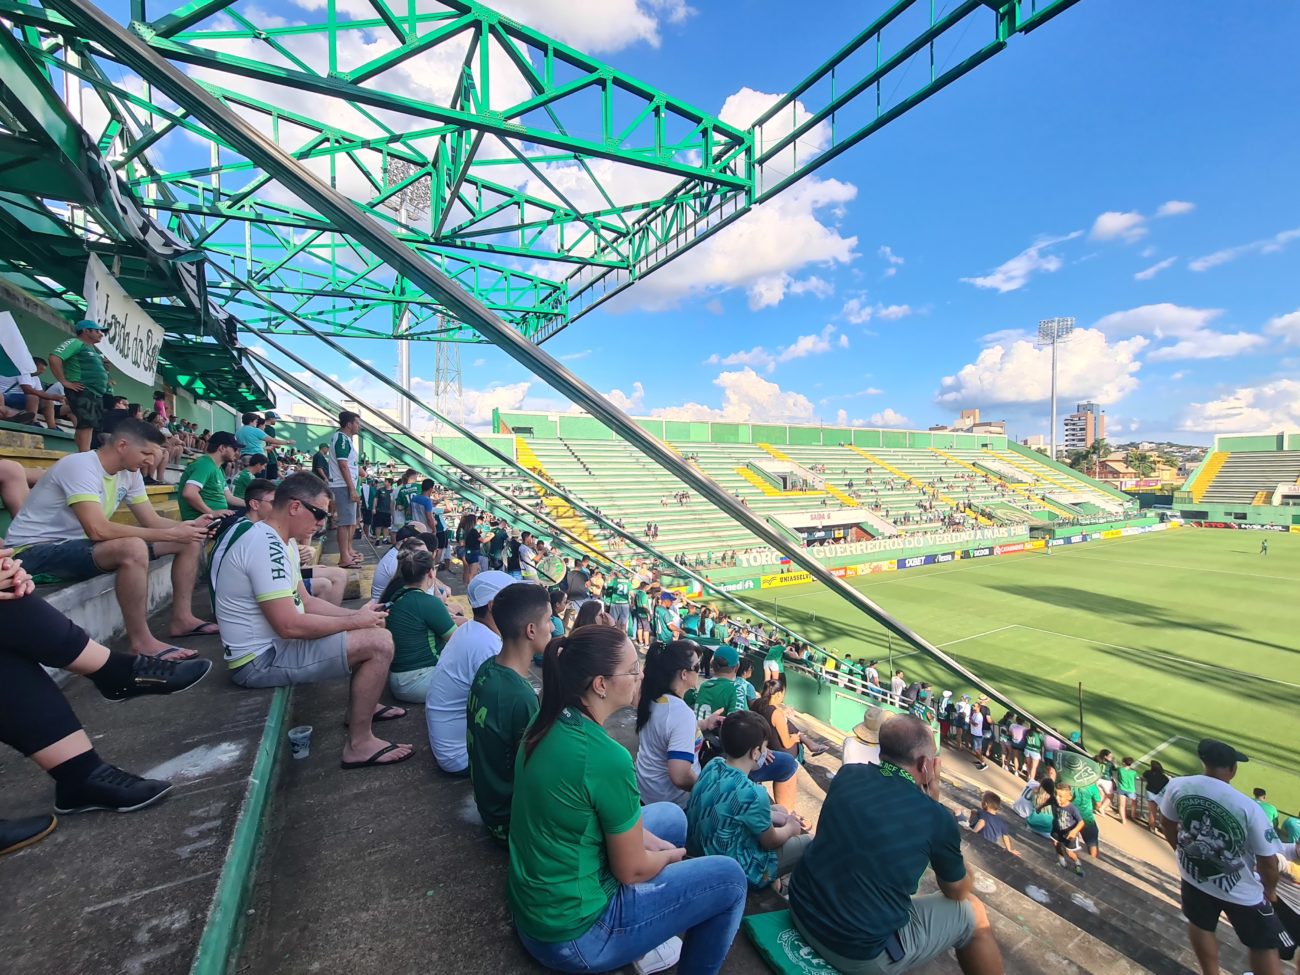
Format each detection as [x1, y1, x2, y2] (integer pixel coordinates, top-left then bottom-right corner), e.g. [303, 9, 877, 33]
[53, 0, 1078, 748]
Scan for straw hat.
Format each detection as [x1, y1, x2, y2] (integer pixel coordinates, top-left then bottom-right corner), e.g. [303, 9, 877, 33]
[852, 707, 894, 745]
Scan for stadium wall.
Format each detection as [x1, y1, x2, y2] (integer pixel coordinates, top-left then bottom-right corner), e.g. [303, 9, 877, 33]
[1176, 503, 1300, 529]
[492, 409, 1008, 450]
[276, 421, 516, 469]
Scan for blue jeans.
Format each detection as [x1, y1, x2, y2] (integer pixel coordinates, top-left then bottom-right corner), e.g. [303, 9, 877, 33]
[750, 749, 798, 784]
[516, 802, 747, 975]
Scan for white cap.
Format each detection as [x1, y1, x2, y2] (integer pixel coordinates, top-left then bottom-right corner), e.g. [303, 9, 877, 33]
[467, 570, 517, 608]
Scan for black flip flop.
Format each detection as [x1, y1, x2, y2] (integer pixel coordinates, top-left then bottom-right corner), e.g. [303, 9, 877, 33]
[341, 704, 406, 728]
[340, 743, 413, 770]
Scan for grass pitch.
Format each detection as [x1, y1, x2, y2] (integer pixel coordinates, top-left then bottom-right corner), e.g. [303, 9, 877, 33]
[740, 527, 1300, 815]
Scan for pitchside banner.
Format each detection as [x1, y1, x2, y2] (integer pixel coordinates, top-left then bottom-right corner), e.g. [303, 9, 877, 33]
[83, 254, 164, 385]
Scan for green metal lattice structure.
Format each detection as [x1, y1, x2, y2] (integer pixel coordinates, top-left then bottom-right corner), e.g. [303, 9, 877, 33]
[0, 0, 1093, 742]
[1, 0, 1080, 345]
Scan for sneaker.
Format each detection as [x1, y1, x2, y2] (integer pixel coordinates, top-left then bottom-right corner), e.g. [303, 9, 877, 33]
[973, 760, 988, 771]
[1073, 863, 1085, 878]
[54, 763, 173, 814]
[0, 814, 57, 855]
[98, 655, 212, 702]
[1058, 856, 1069, 868]
[633, 937, 682, 975]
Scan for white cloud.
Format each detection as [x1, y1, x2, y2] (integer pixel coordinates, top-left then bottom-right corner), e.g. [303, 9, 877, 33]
[870, 408, 910, 427]
[820, 387, 883, 405]
[651, 369, 816, 423]
[704, 299, 725, 316]
[1156, 200, 1195, 218]
[706, 324, 843, 373]
[1147, 331, 1267, 362]
[489, 0, 693, 52]
[601, 382, 646, 413]
[1134, 257, 1177, 281]
[1094, 303, 1223, 338]
[1170, 371, 1187, 381]
[790, 276, 835, 299]
[559, 349, 592, 361]
[1181, 379, 1300, 433]
[1264, 309, 1300, 345]
[746, 272, 834, 309]
[1189, 227, 1300, 272]
[840, 297, 912, 323]
[628, 173, 858, 312]
[937, 328, 1147, 407]
[412, 379, 531, 428]
[836, 409, 849, 426]
[1091, 210, 1148, 243]
[878, 245, 904, 276]
[1139, 246, 1158, 258]
[1094, 303, 1264, 362]
[961, 231, 1082, 293]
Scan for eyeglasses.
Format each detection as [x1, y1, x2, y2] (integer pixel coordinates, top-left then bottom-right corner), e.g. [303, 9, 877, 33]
[299, 499, 329, 522]
[607, 667, 643, 679]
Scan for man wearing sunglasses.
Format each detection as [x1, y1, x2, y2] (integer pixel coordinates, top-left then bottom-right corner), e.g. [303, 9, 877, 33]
[211, 472, 411, 769]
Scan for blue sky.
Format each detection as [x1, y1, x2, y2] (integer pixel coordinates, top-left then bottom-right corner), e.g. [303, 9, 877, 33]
[204, 0, 1300, 444]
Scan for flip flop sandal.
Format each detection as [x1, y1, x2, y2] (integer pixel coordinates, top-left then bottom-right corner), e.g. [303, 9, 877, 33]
[340, 742, 413, 770]
[142, 646, 199, 662]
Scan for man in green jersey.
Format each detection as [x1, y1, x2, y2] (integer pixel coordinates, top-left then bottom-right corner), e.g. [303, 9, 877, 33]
[689, 645, 751, 720]
[652, 590, 682, 644]
[762, 642, 790, 682]
[391, 469, 420, 532]
[232, 454, 267, 503]
[178, 432, 245, 520]
[49, 320, 110, 451]
[466, 582, 545, 843]
[631, 580, 653, 649]
[1253, 788, 1280, 831]
[604, 573, 632, 636]
[486, 519, 510, 569]
[1070, 777, 1104, 857]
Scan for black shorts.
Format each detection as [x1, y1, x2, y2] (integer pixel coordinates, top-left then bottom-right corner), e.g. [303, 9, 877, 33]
[372, 513, 391, 528]
[67, 388, 105, 431]
[1278, 898, 1300, 945]
[1081, 820, 1099, 850]
[436, 530, 449, 549]
[1180, 880, 1296, 956]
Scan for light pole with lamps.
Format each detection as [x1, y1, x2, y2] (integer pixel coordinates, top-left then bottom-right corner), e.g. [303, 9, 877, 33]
[1037, 317, 1075, 461]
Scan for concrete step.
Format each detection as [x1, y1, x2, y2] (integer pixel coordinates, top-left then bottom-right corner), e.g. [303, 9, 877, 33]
[39, 556, 176, 666]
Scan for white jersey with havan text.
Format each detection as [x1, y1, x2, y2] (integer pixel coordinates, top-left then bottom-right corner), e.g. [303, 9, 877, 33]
[212, 521, 304, 660]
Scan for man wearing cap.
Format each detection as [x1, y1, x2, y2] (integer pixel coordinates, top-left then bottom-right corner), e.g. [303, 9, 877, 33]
[178, 432, 245, 521]
[653, 589, 682, 644]
[1159, 738, 1292, 975]
[49, 320, 111, 452]
[424, 569, 516, 775]
[843, 707, 893, 767]
[791, 715, 1002, 974]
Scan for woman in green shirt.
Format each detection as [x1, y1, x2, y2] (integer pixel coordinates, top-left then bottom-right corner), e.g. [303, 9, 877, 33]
[378, 549, 457, 703]
[508, 625, 746, 975]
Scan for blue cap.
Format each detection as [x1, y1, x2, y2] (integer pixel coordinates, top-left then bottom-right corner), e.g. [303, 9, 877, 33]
[75, 319, 104, 332]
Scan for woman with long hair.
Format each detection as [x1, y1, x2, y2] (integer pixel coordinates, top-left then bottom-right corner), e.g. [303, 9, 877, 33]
[379, 548, 457, 703]
[509, 626, 746, 975]
[548, 588, 568, 638]
[573, 599, 613, 630]
[634, 641, 724, 808]
[459, 512, 482, 586]
[1142, 760, 1170, 834]
[751, 680, 812, 827]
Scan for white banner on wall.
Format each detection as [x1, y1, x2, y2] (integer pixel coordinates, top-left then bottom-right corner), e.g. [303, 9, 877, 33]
[736, 524, 1023, 568]
[83, 254, 164, 386]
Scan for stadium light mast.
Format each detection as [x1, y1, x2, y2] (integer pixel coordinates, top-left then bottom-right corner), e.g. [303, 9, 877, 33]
[1038, 317, 1075, 460]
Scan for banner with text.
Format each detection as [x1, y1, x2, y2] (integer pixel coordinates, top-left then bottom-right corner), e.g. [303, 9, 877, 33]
[83, 254, 164, 385]
[736, 525, 1024, 568]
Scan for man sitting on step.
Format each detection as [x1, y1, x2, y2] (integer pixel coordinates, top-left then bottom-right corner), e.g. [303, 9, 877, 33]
[789, 715, 1003, 974]
[3, 418, 216, 661]
[211, 472, 412, 770]
[242, 475, 348, 607]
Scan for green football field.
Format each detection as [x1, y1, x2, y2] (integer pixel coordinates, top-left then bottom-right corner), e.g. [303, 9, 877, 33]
[737, 527, 1300, 815]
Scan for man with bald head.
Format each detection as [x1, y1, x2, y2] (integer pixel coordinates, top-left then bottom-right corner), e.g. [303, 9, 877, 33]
[789, 715, 1003, 974]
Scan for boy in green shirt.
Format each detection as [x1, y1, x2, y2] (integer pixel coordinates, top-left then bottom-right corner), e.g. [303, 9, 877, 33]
[467, 582, 546, 843]
[232, 454, 267, 502]
[1070, 779, 1104, 857]
[652, 590, 681, 644]
[49, 320, 110, 451]
[1253, 788, 1279, 831]
[369, 478, 394, 545]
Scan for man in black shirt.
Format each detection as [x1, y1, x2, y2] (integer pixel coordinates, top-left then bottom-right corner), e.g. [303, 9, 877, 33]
[789, 716, 1002, 973]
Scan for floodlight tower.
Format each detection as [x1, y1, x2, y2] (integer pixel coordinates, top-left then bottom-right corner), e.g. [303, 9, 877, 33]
[383, 159, 432, 428]
[1038, 317, 1075, 460]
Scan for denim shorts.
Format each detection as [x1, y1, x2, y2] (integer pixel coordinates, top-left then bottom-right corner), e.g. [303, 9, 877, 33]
[228, 633, 349, 688]
[18, 537, 158, 582]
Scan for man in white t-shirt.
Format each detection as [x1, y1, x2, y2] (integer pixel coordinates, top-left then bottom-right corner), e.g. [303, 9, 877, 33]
[1159, 738, 1291, 975]
[842, 706, 892, 767]
[5, 419, 214, 660]
[325, 411, 362, 570]
[890, 670, 906, 699]
[424, 570, 514, 775]
[516, 531, 538, 580]
[212, 473, 409, 768]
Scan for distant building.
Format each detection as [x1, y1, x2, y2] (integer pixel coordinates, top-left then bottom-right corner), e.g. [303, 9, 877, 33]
[930, 408, 1006, 437]
[1064, 402, 1105, 452]
[1021, 434, 1049, 453]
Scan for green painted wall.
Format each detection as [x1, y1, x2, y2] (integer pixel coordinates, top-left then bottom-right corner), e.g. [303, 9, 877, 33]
[1176, 503, 1300, 527]
[1218, 434, 1286, 453]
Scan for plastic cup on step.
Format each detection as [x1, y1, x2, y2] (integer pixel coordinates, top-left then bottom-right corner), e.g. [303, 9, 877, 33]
[287, 725, 313, 760]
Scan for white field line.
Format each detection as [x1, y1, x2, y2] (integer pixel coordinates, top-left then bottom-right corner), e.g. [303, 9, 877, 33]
[886, 624, 1017, 663]
[1011, 624, 1300, 692]
[1137, 735, 1180, 764]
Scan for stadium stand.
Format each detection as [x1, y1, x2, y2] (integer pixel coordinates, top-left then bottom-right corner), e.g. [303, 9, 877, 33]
[1200, 451, 1300, 503]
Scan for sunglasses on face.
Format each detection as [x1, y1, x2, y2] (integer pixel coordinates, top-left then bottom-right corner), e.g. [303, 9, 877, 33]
[299, 499, 329, 522]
